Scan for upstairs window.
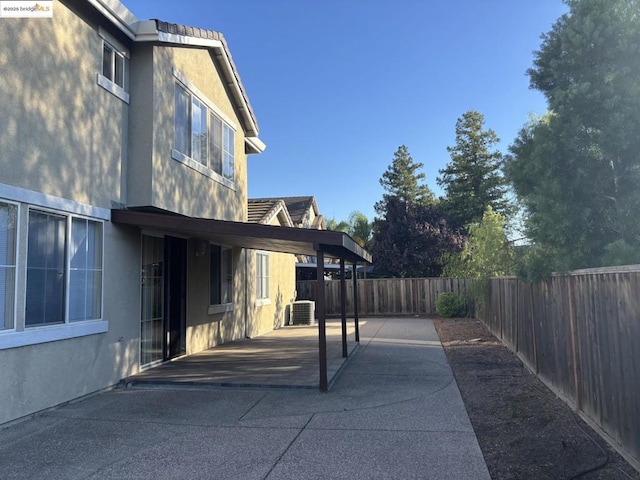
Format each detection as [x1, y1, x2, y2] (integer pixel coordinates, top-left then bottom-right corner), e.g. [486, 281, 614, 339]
[97, 31, 129, 103]
[173, 81, 236, 185]
[102, 40, 127, 89]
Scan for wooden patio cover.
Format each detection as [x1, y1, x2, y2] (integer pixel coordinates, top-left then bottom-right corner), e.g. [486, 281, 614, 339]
[111, 209, 372, 391]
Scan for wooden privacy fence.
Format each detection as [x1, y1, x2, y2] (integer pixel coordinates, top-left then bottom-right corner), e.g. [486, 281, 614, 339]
[296, 277, 473, 316]
[480, 266, 640, 471]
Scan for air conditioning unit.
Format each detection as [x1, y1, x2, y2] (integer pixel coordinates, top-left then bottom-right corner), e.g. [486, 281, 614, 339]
[291, 300, 315, 325]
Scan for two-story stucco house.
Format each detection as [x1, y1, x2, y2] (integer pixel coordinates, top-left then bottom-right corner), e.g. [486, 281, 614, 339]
[0, 0, 370, 425]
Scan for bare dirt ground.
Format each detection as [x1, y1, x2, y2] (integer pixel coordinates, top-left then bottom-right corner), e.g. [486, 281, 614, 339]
[433, 317, 640, 480]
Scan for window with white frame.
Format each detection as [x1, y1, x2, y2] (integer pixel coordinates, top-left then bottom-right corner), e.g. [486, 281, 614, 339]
[256, 252, 269, 300]
[69, 218, 103, 321]
[25, 209, 103, 327]
[174, 82, 235, 183]
[210, 245, 233, 305]
[102, 40, 127, 90]
[0, 202, 17, 331]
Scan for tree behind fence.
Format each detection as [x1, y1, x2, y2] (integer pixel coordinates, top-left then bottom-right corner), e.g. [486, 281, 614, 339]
[296, 277, 473, 316]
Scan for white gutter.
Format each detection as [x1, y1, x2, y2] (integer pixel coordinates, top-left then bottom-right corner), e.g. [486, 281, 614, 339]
[245, 136, 266, 154]
[86, 0, 138, 39]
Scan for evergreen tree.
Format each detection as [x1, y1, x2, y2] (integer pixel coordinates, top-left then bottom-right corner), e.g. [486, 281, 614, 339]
[375, 145, 435, 215]
[372, 146, 463, 277]
[437, 110, 509, 229]
[505, 0, 640, 278]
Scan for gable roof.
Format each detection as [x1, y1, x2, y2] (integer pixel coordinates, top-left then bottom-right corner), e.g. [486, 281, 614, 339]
[254, 196, 325, 229]
[247, 199, 294, 227]
[86, 0, 264, 153]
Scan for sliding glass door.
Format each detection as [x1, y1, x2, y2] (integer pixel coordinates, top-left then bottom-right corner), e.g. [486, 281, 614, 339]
[140, 235, 164, 367]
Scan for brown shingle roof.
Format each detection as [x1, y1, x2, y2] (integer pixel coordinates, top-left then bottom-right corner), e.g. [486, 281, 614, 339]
[247, 199, 293, 226]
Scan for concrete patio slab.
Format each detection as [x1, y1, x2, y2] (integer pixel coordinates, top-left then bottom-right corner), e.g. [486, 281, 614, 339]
[0, 317, 490, 480]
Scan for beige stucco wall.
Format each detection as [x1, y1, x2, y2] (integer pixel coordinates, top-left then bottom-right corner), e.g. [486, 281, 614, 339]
[246, 214, 297, 338]
[1, 224, 141, 425]
[185, 243, 248, 354]
[127, 44, 248, 221]
[246, 250, 297, 338]
[0, 0, 141, 424]
[0, 0, 128, 209]
[0, 0, 264, 426]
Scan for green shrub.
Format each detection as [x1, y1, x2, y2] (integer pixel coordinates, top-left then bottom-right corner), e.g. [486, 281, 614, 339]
[436, 292, 466, 318]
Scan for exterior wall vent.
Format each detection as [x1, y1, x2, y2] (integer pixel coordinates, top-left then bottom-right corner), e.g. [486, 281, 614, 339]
[291, 300, 315, 325]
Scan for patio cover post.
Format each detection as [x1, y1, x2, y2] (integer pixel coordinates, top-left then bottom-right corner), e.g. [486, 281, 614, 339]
[316, 250, 328, 392]
[353, 262, 360, 342]
[340, 259, 348, 358]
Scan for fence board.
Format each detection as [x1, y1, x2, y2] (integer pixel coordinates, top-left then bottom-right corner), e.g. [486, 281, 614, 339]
[296, 277, 473, 316]
[478, 267, 640, 472]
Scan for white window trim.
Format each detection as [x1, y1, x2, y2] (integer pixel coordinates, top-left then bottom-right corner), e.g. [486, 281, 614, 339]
[0, 189, 108, 350]
[173, 68, 237, 130]
[0, 199, 20, 333]
[98, 27, 130, 58]
[24, 206, 106, 327]
[171, 149, 237, 191]
[97, 73, 130, 104]
[172, 71, 238, 189]
[0, 320, 108, 350]
[0, 184, 110, 220]
[255, 251, 270, 303]
[98, 29, 130, 103]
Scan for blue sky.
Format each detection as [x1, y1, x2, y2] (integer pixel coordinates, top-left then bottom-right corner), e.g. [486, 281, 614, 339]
[128, 1, 568, 223]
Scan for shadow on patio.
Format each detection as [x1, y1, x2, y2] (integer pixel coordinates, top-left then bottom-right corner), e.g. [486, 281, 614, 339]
[123, 319, 360, 390]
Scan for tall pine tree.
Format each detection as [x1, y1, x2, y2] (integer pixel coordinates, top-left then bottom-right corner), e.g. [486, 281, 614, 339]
[437, 111, 509, 230]
[375, 145, 435, 215]
[372, 146, 463, 277]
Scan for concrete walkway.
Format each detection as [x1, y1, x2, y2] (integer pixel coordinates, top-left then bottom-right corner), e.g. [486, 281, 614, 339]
[0, 317, 490, 479]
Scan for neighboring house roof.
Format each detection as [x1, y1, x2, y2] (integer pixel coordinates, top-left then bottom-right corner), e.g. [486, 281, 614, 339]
[247, 199, 294, 227]
[86, 0, 264, 153]
[253, 196, 326, 230]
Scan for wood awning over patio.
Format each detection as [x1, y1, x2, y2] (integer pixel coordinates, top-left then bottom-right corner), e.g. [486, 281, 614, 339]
[111, 208, 371, 391]
[111, 209, 371, 264]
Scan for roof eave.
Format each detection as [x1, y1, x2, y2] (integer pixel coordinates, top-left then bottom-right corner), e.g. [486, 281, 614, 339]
[245, 136, 266, 154]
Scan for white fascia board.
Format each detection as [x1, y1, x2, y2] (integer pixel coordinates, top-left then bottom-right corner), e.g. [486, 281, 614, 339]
[87, 0, 138, 39]
[245, 136, 266, 154]
[213, 49, 260, 136]
[157, 31, 223, 49]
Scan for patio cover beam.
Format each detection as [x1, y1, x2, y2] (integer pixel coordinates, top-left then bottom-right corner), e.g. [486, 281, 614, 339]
[111, 208, 371, 392]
